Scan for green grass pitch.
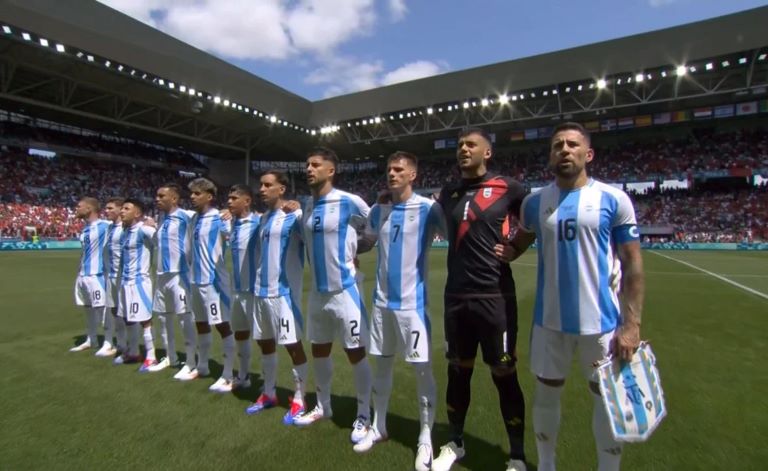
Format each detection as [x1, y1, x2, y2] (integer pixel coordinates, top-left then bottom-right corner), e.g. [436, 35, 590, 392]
[0, 249, 766, 470]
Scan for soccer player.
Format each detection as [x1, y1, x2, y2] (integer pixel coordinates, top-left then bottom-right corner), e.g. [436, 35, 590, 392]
[113, 199, 157, 371]
[150, 183, 198, 377]
[352, 152, 445, 471]
[292, 147, 373, 445]
[226, 184, 260, 390]
[432, 128, 528, 471]
[184, 177, 237, 392]
[100, 196, 126, 357]
[70, 197, 110, 353]
[498, 122, 645, 471]
[246, 171, 309, 425]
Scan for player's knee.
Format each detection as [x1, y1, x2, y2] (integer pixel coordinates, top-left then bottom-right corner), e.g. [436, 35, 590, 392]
[490, 362, 517, 377]
[215, 323, 232, 337]
[311, 342, 332, 358]
[344, 346, 366, 364]
[234, 330, 250, 341]
[537, 376, 565, 388]
[448, 357, 475, 369]
[257, 339, 277, 354]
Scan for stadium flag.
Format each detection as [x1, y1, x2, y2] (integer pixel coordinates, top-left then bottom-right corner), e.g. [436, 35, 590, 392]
[653, 112, 672, 124]
[672, 110, 690, 122]
[635, 115, 652, 127]
[714, 104, 734, 118]
[693, 107, 713, 119]
[510, 131, 525, 142]
[585, 120, 600, 131]
[618, 117, 634, 129]
[600, 119, 617, 131]
[760, 99, 768, 113]
[736, 101, 758, 116]
[538, 126, 554, 138]
[524, 128, 539, 140]
[434, 139, 446, 150]
[597, 342, 667, 443]
[445, 138, 458, 148]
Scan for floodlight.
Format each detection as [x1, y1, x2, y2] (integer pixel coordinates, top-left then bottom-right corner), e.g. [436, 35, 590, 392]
[55, 44, 65, 53]
[188, 88, 195, 95]
[759, 54, 767, 61]
[738, 57, 747, 64]
[87, 55, 94, 62]
[39, 38, 49, 47]
[721, 60, 730, 67]
[427, 107, 434, 114]
[270, 116, 277, 123]
[374, 117, 381, 123]
[635, 73, 644, 82]
[463, 102, 470, 109]
[498, 94, 509, 104]
[596, 79, 607, 89]
[2, 26, 11, 34]
[21, 32, 31, 41]
[676, 65, 687, 76]
[705, 62, 713, 70]
[660, 71, 667, 77]
[481, 98, 489, 106]
[223, 99, 230, 106]
[577, 85, 583, 91]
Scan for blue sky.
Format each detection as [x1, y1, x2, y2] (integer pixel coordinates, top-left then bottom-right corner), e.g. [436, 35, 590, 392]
[99, 0, 768, 100]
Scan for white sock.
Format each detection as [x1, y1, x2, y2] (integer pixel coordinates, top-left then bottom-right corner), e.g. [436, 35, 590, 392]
[593, 391, 622, 471]
[313, 356, 333, 413]
[197, 332, 212, 372]
[414, 361, 437, 446]
[534, 381, 564, 471]
[221, 334, 235, 380]
[158, 314, 177, 364]
[102, 308, 114, 348]
[237, 339, 251, 381]
[372, 356, 394, 436]
[128, 323, 140, 357]
[114, 314, 127, 351]
[143, 325, 156, 361]
[262, 352, 278, 397]
[292, 362, 308, 404]
[85, 307, 101, 346]
[179, 313, 197, 368]
[352, 357, 372, 419]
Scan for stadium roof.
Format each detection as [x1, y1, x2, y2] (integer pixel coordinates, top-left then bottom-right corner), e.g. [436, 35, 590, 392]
[0, 0, 766, 160]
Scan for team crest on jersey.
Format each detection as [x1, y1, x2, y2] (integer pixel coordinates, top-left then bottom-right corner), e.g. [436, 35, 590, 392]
[482, 188, 493, 198]
[450, 192, 459, 198]
[329, 207, 336, 213]
[409, 215, 415, 221]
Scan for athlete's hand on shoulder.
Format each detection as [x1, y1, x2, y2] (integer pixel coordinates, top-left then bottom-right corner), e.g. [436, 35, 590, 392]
[143, 216, 157, 228]
[494, 241, 517, 263]
[219, 209, 232, 221]
[611, 321, 640, 362]
[282, 200, 300, 213]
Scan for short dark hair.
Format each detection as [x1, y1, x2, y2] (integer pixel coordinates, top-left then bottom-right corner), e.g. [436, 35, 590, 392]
[262, 169, 290, 187]
[387, 151, 418, 169]
[306, 146, 339, 169]
[228, 184, 253, 199]
[80, 197, 100, 212]
[107, 196, 125, 207]
[188, 177, 217, 196]
[160, 183, 182, 197]
[552, 122, 591, 145]
[123, 198, 145, 214]
[458, 127, 494, 148]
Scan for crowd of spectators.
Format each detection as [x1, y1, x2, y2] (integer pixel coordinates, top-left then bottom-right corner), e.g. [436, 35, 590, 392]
[1, 127, 766, 241]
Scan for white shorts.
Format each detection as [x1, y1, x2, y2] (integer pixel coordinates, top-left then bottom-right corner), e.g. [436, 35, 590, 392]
[117, 279, 154, 323]
[254, 294, 304, 345]
[307, 284, 367, 349]
[231, 291, 255, 332]
[74, 275, 106, 308]
[530, 324, 614, 382]
[106, 277, 119, 309]
[191, 284, 231, 325]
[369, 305, 431, 363]
[153, 272, 190, 315]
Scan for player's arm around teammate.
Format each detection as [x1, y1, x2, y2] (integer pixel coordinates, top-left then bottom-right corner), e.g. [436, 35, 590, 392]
[97, 197, 126, 358]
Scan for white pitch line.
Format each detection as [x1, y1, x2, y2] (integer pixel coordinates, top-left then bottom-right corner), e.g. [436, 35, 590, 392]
[650, 251, 768, 301]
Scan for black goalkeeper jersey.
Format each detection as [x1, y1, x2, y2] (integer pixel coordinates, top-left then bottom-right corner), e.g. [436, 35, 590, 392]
[438, 172, 527, 298]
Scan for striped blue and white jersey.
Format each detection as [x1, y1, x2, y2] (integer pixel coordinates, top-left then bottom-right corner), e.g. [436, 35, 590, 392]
[519, 179, 639, 335]
[104, 221, 123, 279]
[303, 189, 369, 293]
[365, 194, 445, 311]
[156, 208, 195, 275]
[119, 222, 156, 283]
[78, 219, 110, 276]
[255, 208, 304, 298]
[230, 212, 260, 293]
[190, 208, 231, 286]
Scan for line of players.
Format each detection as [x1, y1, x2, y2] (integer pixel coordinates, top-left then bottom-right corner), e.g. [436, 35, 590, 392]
[69, 123, 645, 471]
